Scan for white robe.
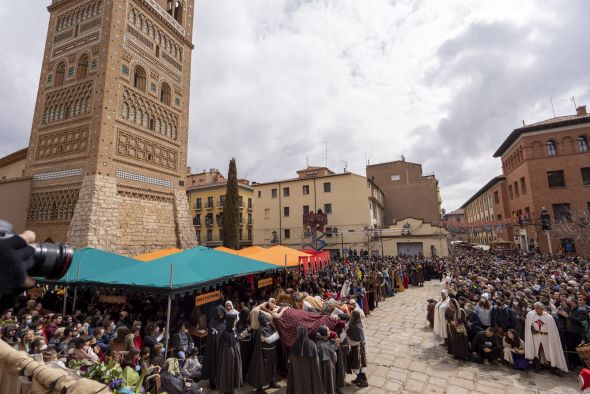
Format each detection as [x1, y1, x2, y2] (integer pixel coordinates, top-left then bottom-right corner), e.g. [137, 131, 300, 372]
[433, 297, 450, 339]
[524, 310, 568, 372]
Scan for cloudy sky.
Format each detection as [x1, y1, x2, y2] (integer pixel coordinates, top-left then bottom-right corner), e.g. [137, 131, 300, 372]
[0, 1, 588, 212]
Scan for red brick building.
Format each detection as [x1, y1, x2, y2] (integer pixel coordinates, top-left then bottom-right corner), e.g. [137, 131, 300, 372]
[492, 106, 590, 255]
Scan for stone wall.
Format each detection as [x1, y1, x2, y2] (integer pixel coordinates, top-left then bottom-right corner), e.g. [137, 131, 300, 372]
[116, 192, 178, 256]
[173, 189, 198, 249]
[67, 174, 118, 251]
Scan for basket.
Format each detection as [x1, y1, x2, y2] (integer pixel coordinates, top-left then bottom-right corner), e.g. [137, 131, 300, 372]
[576, 343, 590, 368]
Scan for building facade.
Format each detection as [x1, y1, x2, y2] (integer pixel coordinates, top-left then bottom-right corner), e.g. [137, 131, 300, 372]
[0, 149, 31, 234]
[442, 208, 469, 243]
[366, 160, 442, 226]
[186, 169, 254, 248]
[461, 176, 513, 246]
[22, 0, 197, 254]
[252, 167, 384, 257]
[493, 106, 590, 254]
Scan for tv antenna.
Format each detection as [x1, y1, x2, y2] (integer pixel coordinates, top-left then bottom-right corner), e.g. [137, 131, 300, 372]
[549, 96, 556, 117]
[343, 161, 348, 172]
[322, 141, 328, 168]
[571, 96, 578, 111]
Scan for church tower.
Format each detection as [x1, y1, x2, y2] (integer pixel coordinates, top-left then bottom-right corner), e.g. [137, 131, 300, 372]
[23, 0, 197, 255]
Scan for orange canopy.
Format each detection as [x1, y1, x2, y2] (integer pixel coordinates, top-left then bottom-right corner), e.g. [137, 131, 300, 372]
[246, 245, 312, 267]
[214, 246, 240, 255]
[237, 246, 267, 256]
[134, 248, 182, 262]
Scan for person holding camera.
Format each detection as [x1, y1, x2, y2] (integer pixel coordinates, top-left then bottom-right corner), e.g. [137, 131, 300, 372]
[0, 229, 36, 314]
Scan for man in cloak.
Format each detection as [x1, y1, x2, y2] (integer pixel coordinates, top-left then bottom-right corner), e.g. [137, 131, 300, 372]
[433, 290, 450, 346]
[216, 314, 242, 393]
[202, 304, 226, 389]
[316, 326, 338, 394]
[248, 314, 281, 393]
[287, 325, 323, 394]
[524, 302, 568, 375]
[348, 310, 368, 388]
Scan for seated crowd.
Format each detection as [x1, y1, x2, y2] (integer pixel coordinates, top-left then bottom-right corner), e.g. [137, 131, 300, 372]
[429, 248, 590, 376]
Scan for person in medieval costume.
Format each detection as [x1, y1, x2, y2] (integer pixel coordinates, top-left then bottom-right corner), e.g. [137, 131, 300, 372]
[287, 326, 323, 394]
[216, 314, 243, 393]
[524, 302, 568, 375]
[247, 314, 281, 393]
[236, 307, 253, 378]
[202, 304, 226, 389]
[433, 290, 450, 346]
[348, 310, 368, 387]
[316, 326, 338, 394]
[334, 320, 350, 393]
[445, 298, 471, 360]
[416, 264, 424, 287]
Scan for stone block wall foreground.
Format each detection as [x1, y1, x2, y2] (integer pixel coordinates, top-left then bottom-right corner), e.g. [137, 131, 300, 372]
[68, 174, 197, 256]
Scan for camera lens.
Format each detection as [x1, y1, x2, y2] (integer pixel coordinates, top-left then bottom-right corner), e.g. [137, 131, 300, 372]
[29, 243, 74, 280]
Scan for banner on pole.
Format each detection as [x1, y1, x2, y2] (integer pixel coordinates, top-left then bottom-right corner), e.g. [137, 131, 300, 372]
[195, 290, 221, 306]
[258, 277, 273, 288]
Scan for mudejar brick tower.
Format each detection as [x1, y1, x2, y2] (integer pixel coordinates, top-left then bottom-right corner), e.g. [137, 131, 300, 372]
[23, 0, 198, 254]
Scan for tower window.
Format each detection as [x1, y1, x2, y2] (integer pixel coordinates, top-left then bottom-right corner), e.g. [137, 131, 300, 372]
[77, 54, 89, 80]
[54, 63, 66, 87]
[133, 66, 146, 91]
[160, 83, 171, 106]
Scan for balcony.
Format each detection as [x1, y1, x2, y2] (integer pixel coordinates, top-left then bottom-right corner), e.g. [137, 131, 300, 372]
[248, 203, 253, 210]
[205, 203, 214, 209]
[194, 205, 202, 211]
[217, 201, 225, 208]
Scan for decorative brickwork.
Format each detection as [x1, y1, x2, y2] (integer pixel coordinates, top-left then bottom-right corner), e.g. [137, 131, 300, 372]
[120, 88, 178, 140]
[27, 187, 80, 223]
[36, 128, 89, 159]
[42, 80, 93, 125]
[55, 0, 103, 32]
[116, 130, 177, 170]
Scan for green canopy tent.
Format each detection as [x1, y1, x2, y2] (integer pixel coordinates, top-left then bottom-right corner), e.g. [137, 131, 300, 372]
[42, 246, 279, 356]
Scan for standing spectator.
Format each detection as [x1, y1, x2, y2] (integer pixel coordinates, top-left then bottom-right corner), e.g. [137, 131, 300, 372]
[287, 326, 323, 394]
[45, 314, 62, 341]
[216, 314, 242, 394]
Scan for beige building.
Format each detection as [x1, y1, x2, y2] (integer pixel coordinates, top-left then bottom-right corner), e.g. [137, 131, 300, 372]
[366, 160, 442, 226]
[186, 169, 254, 248]
[252, 167, 384, 257]
[380, 217, 449, 257]
[19, 0, 197, 254]
[0, 149, 32, 234]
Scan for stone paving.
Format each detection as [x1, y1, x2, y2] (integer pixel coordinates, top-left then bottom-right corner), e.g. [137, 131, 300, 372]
[210, 280, 580, 393]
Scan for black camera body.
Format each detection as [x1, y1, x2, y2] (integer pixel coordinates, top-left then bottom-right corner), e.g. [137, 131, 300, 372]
[0, 220, 73, 280]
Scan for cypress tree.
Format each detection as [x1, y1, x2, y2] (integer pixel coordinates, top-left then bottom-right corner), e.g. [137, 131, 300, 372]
[222, 158, 240, 249]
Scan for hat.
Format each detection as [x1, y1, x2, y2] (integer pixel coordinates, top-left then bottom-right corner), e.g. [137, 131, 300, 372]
[329, 331, 337, 340]
[579, 368, 590, 392]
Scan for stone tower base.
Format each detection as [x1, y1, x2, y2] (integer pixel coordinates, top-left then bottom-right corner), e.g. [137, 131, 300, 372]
[68, 174, 198, 255]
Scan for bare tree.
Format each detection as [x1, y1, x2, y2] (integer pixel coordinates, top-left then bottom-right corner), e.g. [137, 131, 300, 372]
[550, 209, 590, 255]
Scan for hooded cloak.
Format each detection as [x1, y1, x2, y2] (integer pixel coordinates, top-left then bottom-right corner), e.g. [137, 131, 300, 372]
[216, 314, 243, 392]
[316, 327, 337, 394]
[201, 305, 226, 381]
[287, 326, 323, 394]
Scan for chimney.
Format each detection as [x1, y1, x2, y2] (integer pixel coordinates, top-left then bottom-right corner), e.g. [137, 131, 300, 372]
[577, 105, 587, 116]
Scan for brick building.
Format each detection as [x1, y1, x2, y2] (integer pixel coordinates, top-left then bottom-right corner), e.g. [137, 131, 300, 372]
[18, 0, 197, 254]
[461, 176, 513, 246]
[492, 106, 590, 254]
[442, 208, 469, 243]
[366, 160, 442, 226]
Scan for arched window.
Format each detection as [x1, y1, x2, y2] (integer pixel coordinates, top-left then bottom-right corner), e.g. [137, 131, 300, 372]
[546, 140, 557, 156]
[77, 54, 89, 80]
[55, 63, 66, 87]
[133, 66, 146, 91]
[578, 136, 589, 152]
[160, 83, 171, 105]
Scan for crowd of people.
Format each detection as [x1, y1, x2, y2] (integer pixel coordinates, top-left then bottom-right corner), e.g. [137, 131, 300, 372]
[0, 250, 442, 393]
[1, 246, 589, 392]
[429, 247, 590, 376]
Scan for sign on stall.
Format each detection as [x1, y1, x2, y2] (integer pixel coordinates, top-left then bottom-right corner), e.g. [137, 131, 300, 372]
[195, 290, 221, 306]
[98, 295, 127, 304]
[257, 277, 273, 288]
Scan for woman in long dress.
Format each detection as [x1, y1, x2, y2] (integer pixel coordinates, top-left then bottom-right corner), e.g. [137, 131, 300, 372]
[445, 298, 471, 360]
